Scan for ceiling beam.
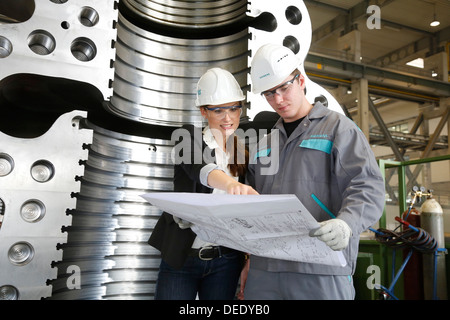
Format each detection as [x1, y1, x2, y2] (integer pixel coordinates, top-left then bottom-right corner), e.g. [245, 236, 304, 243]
[309, 0, 397, 43]
[308, 0, 444, 45]
[370, 25, 450, 67]
[304, 0, 348, 14]
[305, 52, 450, 99]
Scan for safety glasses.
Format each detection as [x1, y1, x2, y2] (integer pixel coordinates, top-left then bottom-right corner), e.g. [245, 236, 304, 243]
[204, 105, 242, 119]
[261, 74, 299, 101]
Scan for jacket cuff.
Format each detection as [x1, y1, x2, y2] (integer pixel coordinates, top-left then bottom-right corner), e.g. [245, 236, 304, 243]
[200, 163, 221, 187]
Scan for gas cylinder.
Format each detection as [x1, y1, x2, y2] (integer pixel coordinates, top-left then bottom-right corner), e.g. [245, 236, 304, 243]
[402, 208, 423, 300]
[420, 196, 447, 300]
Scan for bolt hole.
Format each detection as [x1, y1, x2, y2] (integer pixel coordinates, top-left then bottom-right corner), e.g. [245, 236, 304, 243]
[79, 7, 99, 27]
[31, 160, 55, 183]
[0, 36, 13, 58]
[61, 21, 70, 29]
[20, 199, 46, 223]
[27, 30, 56, 55]
[71, 37, 97, 62]
[0, 153, 14, 176]
[8, 242, 34, 266]
[283, 35, 300, 54]
[0, 285, 19, 300]
[285, 6, 302, 25]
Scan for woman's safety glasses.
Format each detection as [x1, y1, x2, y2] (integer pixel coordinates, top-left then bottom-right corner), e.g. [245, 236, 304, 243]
[205, 105, 242, 119]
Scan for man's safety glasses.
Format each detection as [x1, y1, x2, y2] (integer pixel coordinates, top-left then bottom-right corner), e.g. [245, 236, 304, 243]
[205, 105, 242, 119]
[261, 74, 299, 101]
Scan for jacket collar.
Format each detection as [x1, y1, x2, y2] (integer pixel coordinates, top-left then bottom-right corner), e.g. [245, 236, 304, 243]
[273, 101, 328, 130]
[308, 101, 329, 120]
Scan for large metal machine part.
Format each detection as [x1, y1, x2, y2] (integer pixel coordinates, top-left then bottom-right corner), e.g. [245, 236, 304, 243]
[0, 0, 117, 101]
[48, 120, 174, 300]
[0, 111, 92, 300]
[106, 12, 249, 126]
[121, 0, 248, 28]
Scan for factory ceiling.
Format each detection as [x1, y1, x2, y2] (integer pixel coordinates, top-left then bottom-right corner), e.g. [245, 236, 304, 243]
[303, 0, 450, 157]
[305, 0, 450, 73]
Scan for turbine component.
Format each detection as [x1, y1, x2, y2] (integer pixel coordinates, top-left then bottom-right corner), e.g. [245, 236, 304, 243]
[106, 12, 249, 126]
[0, 0, 117, 101]
[48, 120, 174, 300]
[121, 0, 248, 29]
[0, 110, 92, 300]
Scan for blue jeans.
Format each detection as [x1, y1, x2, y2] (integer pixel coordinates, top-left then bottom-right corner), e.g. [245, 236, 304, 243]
[154, 251, 244, 300]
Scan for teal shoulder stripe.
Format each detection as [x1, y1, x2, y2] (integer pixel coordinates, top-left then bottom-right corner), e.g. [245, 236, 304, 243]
[300, 139, 333, 154]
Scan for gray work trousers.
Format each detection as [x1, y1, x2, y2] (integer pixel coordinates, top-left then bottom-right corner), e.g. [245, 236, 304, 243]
[244, 268, 355, 300]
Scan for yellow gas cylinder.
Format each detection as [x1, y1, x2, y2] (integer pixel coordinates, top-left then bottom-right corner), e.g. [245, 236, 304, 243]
[420, 196, 447, 300]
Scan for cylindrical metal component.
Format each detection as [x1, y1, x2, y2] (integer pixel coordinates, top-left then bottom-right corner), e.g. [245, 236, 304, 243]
[106, 12, 249, 126]
[48, 120, 174, 300]
[121, 0, 248, 29]
[420, 197, 447, 300]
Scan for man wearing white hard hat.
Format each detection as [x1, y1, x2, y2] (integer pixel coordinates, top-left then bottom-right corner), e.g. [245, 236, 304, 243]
[245, 44, 385, 299]
[149, 68, 256, 300]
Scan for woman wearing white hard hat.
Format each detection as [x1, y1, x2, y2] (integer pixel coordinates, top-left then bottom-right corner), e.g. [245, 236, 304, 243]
[245, 44, 385, 300]
[149, 67, 256, 300]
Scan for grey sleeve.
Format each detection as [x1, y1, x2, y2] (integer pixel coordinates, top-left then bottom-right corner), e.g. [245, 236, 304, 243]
[333, 127, 385, 234]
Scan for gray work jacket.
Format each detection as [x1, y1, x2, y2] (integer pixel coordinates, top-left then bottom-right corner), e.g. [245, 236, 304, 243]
[246, 102, 385, 275]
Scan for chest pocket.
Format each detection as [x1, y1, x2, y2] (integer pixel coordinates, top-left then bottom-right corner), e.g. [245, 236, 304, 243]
[297, 138, 334, 184]
[299, 139, 333, 154]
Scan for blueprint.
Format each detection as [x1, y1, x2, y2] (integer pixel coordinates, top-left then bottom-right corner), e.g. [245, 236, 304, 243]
[141, 192, 346, 267]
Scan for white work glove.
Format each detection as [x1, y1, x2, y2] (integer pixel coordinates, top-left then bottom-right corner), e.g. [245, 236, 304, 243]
[310, 219, 352, 251]
[173, 216, 192, 229]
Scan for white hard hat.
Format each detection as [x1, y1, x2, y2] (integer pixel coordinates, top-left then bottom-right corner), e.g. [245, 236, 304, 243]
[250, 44, 301, 94]
[195, 68, 245, 107]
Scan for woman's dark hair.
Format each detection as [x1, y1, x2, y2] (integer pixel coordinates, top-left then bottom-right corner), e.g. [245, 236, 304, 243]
[228, 134, 249, 177]
[227, 100, 249, 177]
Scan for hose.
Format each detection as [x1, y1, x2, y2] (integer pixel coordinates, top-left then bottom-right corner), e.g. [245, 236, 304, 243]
[375, 217, 438, 253]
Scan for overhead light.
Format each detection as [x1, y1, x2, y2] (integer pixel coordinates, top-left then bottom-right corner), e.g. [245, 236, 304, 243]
[432, 70, 438, 77]
[406, 58, 424, 69]
[430, 15, 440, 27]
[430, 4, 440, 27]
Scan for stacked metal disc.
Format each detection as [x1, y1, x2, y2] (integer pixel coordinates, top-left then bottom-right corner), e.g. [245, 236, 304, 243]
[49, 120, 174, 300]
[106, 4, 250, 126]
[120, 0, 248, 28]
